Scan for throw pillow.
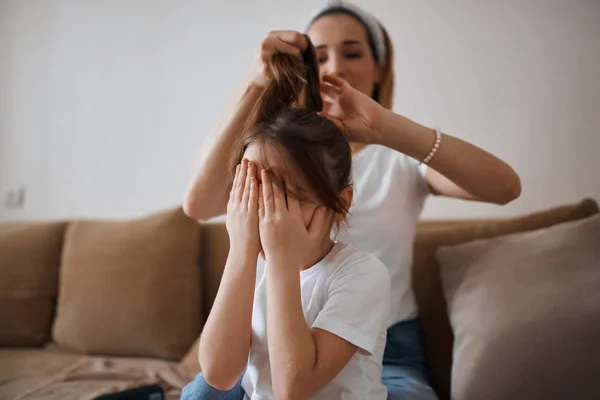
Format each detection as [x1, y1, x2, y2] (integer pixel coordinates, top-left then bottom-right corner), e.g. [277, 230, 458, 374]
[412, 197, 599, 399]
[52, 207, 202, 360]
[0, 222, 67, 346]
[438, 214, 600, 400]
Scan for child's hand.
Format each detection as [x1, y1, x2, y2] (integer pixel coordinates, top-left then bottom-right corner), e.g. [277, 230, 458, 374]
[258, 169, 333, 269]
[226, 159, 260, 259]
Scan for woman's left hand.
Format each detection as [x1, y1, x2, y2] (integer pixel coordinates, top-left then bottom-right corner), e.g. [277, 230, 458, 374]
[319, 74, 386, 144]
[258, 170, 333, 269]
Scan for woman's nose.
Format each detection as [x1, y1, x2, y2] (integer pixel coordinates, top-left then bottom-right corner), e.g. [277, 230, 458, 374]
[323, 54, 346, 78]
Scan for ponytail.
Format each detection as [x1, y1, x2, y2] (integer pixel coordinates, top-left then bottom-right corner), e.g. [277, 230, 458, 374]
[229, 36, 353, 219]
[243, 35, 322, 133]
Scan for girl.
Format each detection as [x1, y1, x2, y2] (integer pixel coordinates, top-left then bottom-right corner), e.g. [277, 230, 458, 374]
[184, 2, 521, 398]
[182, 37, 391, 399]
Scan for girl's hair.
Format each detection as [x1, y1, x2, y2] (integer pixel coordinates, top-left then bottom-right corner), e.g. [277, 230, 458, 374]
[310, 8, 395, 110]
[229, 36, 352, 216]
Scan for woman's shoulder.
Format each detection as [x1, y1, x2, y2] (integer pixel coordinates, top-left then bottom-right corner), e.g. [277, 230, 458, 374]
[354, 144, 420, 172]
[354, 144, 394, 160]
[352, 144, 428, 197]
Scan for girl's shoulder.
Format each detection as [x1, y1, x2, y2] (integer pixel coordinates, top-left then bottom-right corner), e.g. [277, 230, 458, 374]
[324, 242, 390, 285]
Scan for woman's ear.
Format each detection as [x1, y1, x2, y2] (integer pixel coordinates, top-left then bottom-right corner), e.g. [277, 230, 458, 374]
[335, 186, 354, 222]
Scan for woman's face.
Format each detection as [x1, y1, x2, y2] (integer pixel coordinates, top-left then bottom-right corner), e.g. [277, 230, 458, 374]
[307, 13, 380, 97]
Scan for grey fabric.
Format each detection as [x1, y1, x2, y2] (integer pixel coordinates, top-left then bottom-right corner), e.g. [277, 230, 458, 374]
[438, 214, 600, 400]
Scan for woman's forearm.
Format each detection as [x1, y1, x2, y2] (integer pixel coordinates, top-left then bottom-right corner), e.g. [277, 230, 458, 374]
[375, 110, 521, 204]
[198, 250, 257, 390]
[266, 260, 316, 399]
[184, 79, 263, 220]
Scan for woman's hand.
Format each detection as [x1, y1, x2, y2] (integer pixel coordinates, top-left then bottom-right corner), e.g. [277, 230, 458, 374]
[320, 74, 387, 144]
[226, 159, 260, 258]
[258, 170, 332, 269]
[248, 31, 308, 88]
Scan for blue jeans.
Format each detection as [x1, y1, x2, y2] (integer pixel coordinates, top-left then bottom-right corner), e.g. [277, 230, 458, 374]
[382, 319, 439, 400]
[180, 374, 244, 400]
[181, 319, 438, 400]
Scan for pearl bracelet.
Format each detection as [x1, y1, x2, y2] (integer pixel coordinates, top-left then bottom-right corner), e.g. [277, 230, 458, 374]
[417, 127, 442, 165]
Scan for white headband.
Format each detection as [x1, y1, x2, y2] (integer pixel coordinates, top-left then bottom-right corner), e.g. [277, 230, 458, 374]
[306, 0, 387, 65]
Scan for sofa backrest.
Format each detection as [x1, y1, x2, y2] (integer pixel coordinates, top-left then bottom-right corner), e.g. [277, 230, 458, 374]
[2, 199, 598, 399]
[0, 221, 67, 346]
[0, 208, 203, 361]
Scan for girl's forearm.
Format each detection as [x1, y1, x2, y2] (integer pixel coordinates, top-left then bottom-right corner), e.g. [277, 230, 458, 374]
[198, 249, 257, 390]
[266, 260, 315, 399]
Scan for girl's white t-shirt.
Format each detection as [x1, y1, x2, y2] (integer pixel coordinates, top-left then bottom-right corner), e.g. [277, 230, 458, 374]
[241, 241, 391, 400]
[340, 144, 428, 327]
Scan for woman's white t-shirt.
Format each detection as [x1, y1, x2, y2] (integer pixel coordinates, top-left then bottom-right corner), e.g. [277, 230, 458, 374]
[241, 241, 391, 400]
[340, 144, 428, 327]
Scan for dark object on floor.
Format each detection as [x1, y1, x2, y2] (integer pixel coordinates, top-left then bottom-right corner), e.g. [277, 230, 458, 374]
[93, 384, 164, 400]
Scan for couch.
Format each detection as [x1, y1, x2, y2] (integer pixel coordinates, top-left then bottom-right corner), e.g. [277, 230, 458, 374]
[1, 198, 598, 400]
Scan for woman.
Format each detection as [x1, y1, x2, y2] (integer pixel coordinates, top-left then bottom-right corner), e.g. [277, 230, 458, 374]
[183, 1, 521, 398]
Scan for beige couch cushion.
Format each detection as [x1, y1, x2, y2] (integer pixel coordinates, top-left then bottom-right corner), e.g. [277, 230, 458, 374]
[438, 214, 600, 400]
[412, 198, 599, 399]
[52, 207, 202, 360]
[0, 348, 191, 400]
[179, 335, 201, 377]
[0, 222, 67, 346]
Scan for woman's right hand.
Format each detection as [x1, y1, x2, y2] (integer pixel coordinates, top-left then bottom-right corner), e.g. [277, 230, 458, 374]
[226, 159, 260, 258]
[249, 31, 308, 88]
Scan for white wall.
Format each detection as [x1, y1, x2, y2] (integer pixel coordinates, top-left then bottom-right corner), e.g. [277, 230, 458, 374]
[1, 0, 599, 222]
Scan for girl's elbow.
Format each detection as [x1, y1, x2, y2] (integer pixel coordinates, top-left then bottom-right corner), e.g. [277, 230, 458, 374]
[203, 372, 239, 391]
[198, 349, 241, 391]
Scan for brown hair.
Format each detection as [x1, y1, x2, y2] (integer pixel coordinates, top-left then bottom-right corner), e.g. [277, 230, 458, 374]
[309, 8, 395, 109]
[230, 36, 352, 215]
[377, 27, 395, 110]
